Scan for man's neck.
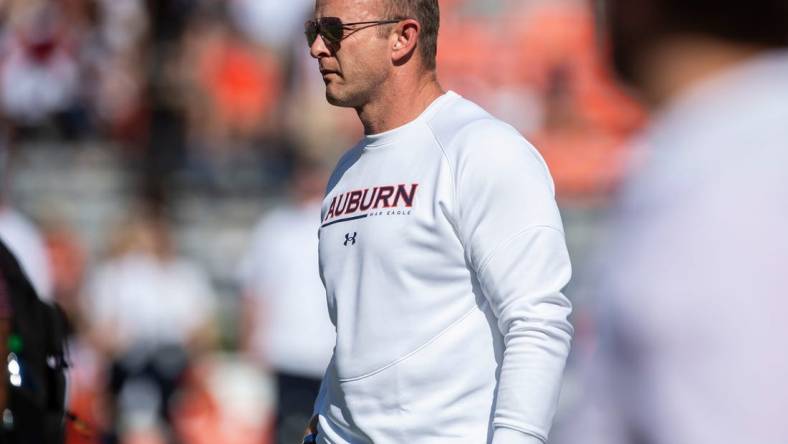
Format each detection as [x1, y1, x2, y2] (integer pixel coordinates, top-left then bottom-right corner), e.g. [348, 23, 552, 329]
[356, 73, 444, 135]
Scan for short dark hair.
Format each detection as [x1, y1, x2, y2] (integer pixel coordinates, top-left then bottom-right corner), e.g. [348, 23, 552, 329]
[604, 0, 788, 85]
[606, 0, 788, 48]
[383, 0, 440, 70]
[668, 0, 788, 47]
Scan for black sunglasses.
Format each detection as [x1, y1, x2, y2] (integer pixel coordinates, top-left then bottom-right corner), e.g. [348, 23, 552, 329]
[304, 17, 403, 47]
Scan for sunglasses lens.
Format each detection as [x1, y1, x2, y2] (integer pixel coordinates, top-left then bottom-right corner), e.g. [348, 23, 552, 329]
[304, 20, 319, 46]
[320, 17, 344, 43]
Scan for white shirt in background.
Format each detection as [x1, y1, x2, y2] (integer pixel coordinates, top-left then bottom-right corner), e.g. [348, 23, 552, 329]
[85, 252, 216, 350]
[0, 207, 53, 301]
[554, 51, 788, 444]
[240, 202, 335, 378]
[315, 91, 573, 444]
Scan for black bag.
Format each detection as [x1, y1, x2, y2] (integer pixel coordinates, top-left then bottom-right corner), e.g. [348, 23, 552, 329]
[0, 239, 69, 444]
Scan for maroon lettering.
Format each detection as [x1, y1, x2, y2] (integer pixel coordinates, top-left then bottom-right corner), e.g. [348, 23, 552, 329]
[346, 190, 363, 214]
[393, 184, 418, 207]
[325, 196, 337, 220]
[374, 186, 396, 208]
[325, 183, 419, 220]
[334, 193, 348, 216]
[359, 187, 378, 211]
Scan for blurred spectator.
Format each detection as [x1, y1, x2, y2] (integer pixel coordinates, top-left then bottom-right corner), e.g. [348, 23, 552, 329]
[0, 206, 54, 301]
[129, 2, 298, 192]
[82, 207, 217, 443]
[180, 9, 283, 168]
[239, 156, 335, 444]
[0, 143, 53, 301]
[0, 0, 87, 139]
[91, 0, 149, 142]
[0, 238, 69, 444]
[554, 0, 788, 443]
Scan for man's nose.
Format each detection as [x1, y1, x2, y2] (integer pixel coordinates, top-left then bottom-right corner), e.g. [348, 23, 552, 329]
[309, 34, 331, 59]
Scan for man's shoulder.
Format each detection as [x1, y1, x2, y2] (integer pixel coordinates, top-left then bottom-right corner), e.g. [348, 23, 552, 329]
[426, 92, 496, 145]
[427, 93, 539, 165]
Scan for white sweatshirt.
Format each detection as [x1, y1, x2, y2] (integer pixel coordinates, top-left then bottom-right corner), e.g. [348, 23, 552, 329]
[315, 91, 573, 444]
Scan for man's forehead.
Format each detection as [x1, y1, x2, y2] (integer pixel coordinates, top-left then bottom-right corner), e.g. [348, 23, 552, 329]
[314, 0, 383, 20]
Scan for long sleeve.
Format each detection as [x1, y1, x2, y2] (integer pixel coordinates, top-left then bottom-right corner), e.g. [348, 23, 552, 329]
[452, 120, 573, 442]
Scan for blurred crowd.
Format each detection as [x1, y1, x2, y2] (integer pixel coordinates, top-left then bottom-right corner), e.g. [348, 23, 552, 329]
[0, 0, 648, 443]
[0, 0, 643, 199]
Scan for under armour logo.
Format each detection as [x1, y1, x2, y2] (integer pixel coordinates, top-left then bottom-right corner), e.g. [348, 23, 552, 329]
[344, 232, 357, 246]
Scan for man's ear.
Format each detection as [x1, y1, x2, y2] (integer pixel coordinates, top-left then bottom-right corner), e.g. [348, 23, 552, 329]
[391, 19, 420, 65]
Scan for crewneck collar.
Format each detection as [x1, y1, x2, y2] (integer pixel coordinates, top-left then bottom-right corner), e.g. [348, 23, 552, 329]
[363, 91, 458, 149]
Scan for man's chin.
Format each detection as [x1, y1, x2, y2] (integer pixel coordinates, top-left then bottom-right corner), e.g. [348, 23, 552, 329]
[325, 89, 355, 108]
[325, 92, 343, 106]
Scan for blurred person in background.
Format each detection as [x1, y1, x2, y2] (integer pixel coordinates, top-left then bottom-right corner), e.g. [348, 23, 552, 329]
[239, 154, 335, 444]
[82, 204, 217, 443]
[144, 1, 300, 193]
[0, 195, 53, 302]
[0, 123, 71, 441]
[0, 134, 53, 302]
[90, 0, 149, 143]
[0, 0, 88, 139]
[0, 238, 69, 444]
[180, 6, 283, 170]
[553, 0, 788, 443]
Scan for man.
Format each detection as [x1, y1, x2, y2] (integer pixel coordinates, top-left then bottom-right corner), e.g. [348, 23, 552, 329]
[304, 1, 574, 443]
[83, 208, 217, 440]
[553, 1, 788, 443]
